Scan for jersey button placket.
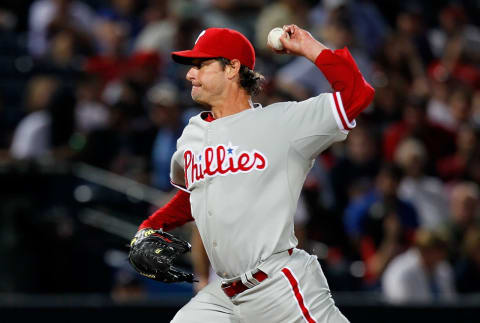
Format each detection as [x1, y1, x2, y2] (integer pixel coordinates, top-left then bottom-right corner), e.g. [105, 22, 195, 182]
[205, 123, 216, 249]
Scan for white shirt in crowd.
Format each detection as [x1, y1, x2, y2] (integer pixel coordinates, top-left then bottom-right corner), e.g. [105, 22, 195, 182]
[10, 110, 50, 160]
[382, 249, 456, 304]
[398, 176, 449, 230]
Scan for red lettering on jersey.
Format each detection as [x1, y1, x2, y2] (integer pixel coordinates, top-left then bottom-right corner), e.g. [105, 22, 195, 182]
[216, 145, 228, 174]
[253, 152, 267, 169]
[183, 144, 268, 188]
[237, 153, 251, 171]
[204, 147, 215, 176]
[184, 150, 193, 188]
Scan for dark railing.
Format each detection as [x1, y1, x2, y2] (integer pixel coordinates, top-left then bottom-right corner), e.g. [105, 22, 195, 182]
[1, 293, 479, 323]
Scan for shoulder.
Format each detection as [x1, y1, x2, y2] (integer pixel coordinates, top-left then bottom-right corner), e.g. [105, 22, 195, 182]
[176, 112, 205, 146]
[259, 101, 295, 112]
[260, 94, 333, 112]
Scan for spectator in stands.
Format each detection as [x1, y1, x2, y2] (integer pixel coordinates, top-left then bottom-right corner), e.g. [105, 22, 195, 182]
[428, 4, 480, 62]
[344, 163, 418, 285]
[374, 32, 425, 103]
[427, 28, 480, 94]
[85, 18, 130, 86]
[31, 29, 86, 84]
[455, 228, 480, 294]
[133, 0, 176, 60]
[382, 229, 456, 303]
[275, 6, 372, 100]
[28, 0, 96, 57]
[444, 182, 480, 257]
[330, 125, 380, 213]
[395, 7, 434, 66]
[96, 0, 143, 39]
[383, 96, 455, 165]
[77, 101, 138, 174]
[394, 138, 449, 229]
[428, 86, 472, 132]
[426, 76, 454, 130]
[75, 73, 109, 134]
[11, 85, 78, 161]
[147, 82, 184, 192]
[437, 124, 479, 182]
[9, 76, 59, 160]
[366, 85, 403, 128]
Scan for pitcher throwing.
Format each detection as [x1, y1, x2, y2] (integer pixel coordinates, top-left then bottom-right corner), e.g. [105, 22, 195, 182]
[129, 25, 374, 322]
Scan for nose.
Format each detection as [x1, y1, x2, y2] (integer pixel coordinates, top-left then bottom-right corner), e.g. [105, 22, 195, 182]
[186, 67, 196, 82]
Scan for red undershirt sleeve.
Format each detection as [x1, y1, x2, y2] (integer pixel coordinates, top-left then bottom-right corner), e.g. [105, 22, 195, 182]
[314, 47, 375, 122]
[139, 190, 194, 231]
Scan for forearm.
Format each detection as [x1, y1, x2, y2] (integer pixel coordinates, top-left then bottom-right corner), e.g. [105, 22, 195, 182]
[139, 190, 194, 231]
[303, 39, 329, 63]
[314, 48, 375, 121]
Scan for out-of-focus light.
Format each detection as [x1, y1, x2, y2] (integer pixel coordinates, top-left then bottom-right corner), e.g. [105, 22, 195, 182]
[74, 185, 93, 203]
[350, 260, 366, 278]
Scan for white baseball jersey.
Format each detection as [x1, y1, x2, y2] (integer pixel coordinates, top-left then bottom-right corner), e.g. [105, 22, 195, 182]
[170, 92, 355, 279]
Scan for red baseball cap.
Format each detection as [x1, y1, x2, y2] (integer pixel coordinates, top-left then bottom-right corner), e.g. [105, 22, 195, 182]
[171, 28, 256, 70]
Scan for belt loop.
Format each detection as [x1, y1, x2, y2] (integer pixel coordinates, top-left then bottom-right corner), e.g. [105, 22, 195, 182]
[241, 272, 256, 288]
[246, 270, 260, 285]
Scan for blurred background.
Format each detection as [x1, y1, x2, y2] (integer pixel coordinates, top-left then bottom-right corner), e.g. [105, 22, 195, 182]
[0, 0, 479, 322]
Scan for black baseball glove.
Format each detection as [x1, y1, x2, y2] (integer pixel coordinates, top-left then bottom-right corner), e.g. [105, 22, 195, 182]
[128, 228, 196, 283]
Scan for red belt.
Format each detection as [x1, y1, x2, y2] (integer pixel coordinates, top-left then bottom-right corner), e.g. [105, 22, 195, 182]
[221, 270, 268, 298]
[221, 248, 294, 298]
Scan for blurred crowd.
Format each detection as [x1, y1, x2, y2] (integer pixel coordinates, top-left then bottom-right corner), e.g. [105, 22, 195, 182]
[1, 0, 480, 304]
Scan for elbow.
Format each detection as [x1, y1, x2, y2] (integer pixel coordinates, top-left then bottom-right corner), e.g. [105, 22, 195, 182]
[344, 82, 375, 121]
[356, 82, 375, 114]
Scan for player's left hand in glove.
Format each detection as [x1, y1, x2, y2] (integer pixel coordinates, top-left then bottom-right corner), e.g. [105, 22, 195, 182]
[128, 228, 196, 283]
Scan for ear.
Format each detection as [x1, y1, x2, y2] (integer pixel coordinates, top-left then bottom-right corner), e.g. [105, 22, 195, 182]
[225, 59, 241, 80]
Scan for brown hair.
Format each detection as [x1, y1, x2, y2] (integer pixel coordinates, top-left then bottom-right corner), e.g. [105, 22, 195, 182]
[217, 58, 265, 96]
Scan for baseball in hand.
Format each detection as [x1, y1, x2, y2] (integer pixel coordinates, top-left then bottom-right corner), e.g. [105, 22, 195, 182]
[267, 27, 287, 50]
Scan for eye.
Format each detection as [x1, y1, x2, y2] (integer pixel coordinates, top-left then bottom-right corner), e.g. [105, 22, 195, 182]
[191, 60, 202, 68]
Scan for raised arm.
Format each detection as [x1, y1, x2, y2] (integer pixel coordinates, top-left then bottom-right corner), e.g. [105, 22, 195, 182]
[277, 24, 375, 123]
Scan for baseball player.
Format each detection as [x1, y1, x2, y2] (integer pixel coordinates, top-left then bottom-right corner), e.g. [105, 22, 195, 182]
[129, 25, 374, 322]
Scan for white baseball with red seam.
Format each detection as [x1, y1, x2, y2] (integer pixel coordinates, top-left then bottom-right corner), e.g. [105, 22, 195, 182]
[267, 27, 287, 50]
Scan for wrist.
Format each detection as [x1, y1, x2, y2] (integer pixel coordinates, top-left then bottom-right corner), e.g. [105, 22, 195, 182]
[305, 41, 329, 63]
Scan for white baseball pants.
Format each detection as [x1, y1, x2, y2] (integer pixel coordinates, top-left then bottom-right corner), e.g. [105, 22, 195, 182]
[171, 249, 349, 323]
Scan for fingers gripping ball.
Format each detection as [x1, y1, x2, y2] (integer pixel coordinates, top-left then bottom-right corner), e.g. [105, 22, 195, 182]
[267, 27, 288, 50]
[128, 228, 196, 283]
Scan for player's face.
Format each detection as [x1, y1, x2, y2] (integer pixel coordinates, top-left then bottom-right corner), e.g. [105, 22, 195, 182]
[186, 59, 227, 106]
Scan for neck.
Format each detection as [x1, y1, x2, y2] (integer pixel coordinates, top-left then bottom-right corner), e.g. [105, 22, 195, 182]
[209, 87, 252, 119]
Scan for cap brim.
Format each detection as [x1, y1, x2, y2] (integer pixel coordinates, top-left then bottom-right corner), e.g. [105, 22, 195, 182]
[171, 50, 219, 65]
